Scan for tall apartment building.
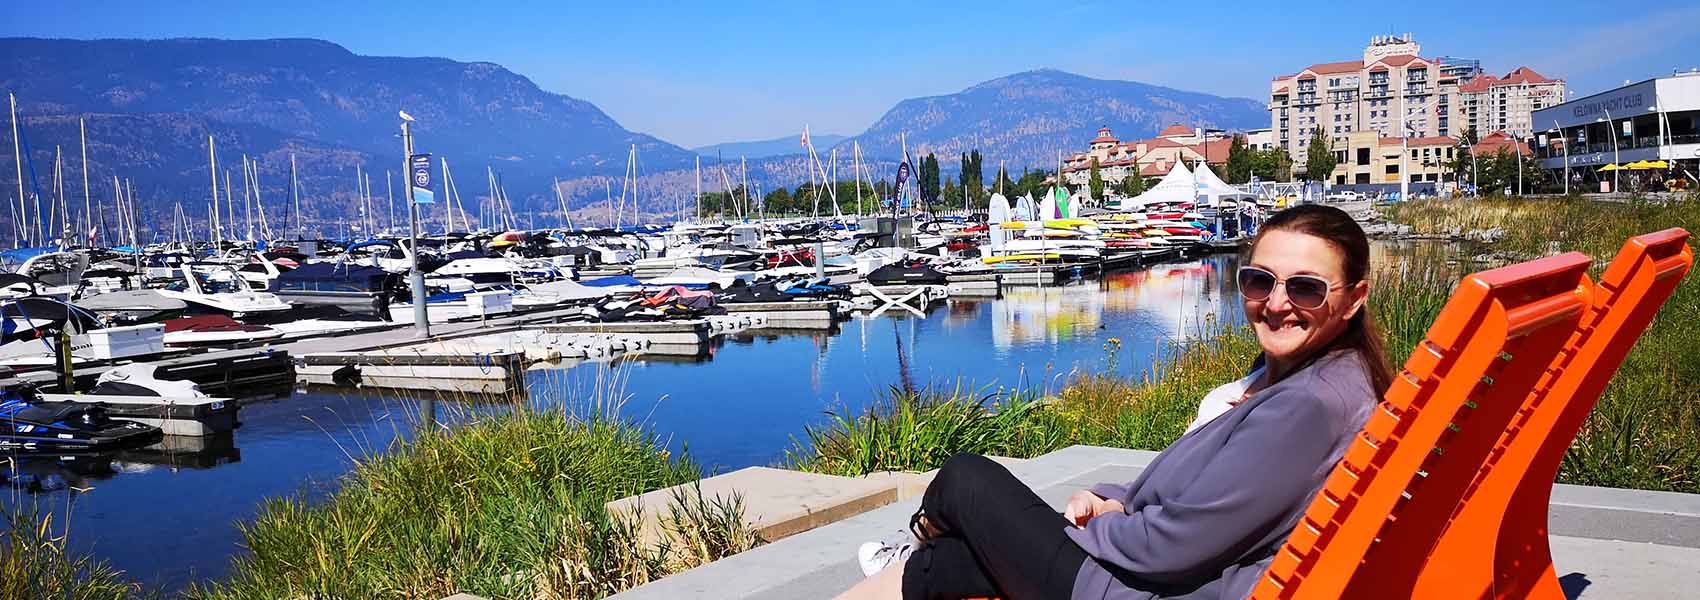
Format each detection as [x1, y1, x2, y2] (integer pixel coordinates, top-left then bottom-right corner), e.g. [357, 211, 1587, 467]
[1459, 67, 1566, 138]
[1269, 34, 1562, 177]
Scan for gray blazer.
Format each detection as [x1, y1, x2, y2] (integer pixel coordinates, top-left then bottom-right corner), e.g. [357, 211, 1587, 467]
[1065, 349, 1376, 600]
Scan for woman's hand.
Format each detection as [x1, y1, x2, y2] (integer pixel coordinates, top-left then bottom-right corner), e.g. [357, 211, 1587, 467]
[1063, 490, 1126, 528]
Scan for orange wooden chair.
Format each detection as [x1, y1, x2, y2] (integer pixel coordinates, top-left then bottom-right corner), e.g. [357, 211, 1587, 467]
[1251, 252, 1598, 599]
[1413, 228, 1693, 599]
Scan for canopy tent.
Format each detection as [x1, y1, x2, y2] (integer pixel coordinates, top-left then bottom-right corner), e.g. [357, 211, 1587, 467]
[1191, 163, 1255, 207]
[1125, 161, 1198, 207]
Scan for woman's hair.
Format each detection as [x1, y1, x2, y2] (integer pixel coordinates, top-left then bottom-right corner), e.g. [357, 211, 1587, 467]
[1241, 204, 1394, 396]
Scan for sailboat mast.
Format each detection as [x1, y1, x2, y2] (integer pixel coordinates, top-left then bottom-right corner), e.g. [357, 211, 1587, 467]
[208, 136, 220, 246]
[385, 170, 395, 235]
[854, 141, 864, 215]
[9, 93, 25, 247]
[694, 155, 701, 221]
[79, 118, 90, 245]
[124, 178, 138, 248]
[289, 153, 299, 238]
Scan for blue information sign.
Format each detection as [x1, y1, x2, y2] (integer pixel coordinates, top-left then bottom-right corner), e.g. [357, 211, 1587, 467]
[409, 153, 435, 204]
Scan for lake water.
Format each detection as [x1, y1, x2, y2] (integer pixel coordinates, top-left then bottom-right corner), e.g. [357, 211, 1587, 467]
[3, 253, 1245, 593]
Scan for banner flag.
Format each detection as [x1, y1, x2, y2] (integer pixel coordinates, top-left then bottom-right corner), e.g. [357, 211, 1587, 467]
[409, 153, 435, 204]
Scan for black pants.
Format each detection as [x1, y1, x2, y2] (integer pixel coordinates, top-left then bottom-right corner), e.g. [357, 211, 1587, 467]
[902, 453, 1089, 600]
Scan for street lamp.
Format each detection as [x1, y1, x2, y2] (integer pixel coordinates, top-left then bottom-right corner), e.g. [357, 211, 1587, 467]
[399, 110, 429, 336]
[1597, 108, 1620, 194]
[1551, 120, 1569, 196]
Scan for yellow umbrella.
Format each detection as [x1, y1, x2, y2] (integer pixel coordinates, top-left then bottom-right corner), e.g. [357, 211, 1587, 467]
[1597, 164, 1620, 172]
[1626, 160, 1655, 170]
[1646, 160, 1670, 169]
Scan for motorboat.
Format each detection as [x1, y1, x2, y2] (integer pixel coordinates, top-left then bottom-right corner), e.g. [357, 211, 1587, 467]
[162, 315, 284, 347]
[13, 251, 88, 299]
[273, 261, 399, 314]
[157, 265, 292, 318]
[75, 289, 188, 324]
[643, 266, 756, 290]
[34, 364, 239, 437]
[0, 394, 163, 453]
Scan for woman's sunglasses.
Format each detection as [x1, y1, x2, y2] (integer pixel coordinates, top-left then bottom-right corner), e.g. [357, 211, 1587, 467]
[1237, 266, 1341, 310]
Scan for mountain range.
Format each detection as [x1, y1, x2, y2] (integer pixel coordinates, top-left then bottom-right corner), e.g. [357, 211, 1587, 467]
[841, 69, 1267, 170]
[693, 133, 847, 160]
[0, 37, 1267, 232]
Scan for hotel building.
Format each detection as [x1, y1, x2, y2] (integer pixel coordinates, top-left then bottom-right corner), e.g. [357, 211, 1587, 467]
[1270, 34, 1562, 179]
[1060, 124, 1234, 186]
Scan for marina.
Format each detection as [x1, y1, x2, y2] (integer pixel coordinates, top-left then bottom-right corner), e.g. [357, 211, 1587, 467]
[9, 255, 1245, 592]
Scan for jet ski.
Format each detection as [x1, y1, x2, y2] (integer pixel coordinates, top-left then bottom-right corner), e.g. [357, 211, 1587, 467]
[0, 394, 163, 453]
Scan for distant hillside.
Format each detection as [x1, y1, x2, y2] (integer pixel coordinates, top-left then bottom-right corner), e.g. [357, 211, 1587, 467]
[0, 37, 694, 233]
[693, 133, 848, 160]
[842, 69, 1268, 169]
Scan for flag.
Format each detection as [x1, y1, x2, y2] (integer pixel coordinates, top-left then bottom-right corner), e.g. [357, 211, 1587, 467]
[86, 226, 96, 245]
[800, 127, 810, 149]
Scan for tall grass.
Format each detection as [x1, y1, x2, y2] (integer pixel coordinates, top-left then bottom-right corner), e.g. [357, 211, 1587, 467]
[189, 408, 756, 600]
[1389, 195, 1700, 491]
[789, 328, 1262, 476]
[799, 195, 1700, 494]
[1, 501, 150, 600]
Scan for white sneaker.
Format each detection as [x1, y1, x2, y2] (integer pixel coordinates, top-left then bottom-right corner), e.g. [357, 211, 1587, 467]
[857, 539, 916, 577]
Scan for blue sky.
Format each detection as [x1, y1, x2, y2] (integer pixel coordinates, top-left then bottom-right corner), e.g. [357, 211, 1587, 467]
[5, 1, 1699, 147]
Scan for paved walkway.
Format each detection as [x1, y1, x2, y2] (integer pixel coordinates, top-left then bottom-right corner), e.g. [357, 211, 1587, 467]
[609, 445, 1700, 599]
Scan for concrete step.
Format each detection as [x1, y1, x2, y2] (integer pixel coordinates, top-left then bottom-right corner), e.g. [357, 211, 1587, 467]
[607, 466, 898, 546]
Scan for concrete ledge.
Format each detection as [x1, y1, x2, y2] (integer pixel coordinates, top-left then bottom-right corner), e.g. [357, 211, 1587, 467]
[607, 467, 897, 545]
[609, 445, 1700, 600]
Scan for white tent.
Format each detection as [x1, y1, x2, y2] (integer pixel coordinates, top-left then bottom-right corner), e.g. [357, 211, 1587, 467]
[1191, 163, 1254, 207]
[1127, 161, 1197, 207]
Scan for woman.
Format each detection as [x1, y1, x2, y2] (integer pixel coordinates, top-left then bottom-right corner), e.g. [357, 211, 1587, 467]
[838, 204, 1394, 600]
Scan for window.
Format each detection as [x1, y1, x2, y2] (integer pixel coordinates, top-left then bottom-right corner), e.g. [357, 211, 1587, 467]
[1386, 164, 1400, 175]
[1357, 148, 1371, 165]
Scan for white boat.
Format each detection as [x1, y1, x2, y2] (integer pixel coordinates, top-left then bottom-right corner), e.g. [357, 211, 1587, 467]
[644, 266, 756, 290]
[36, 364, 239, 437]
[156, 265, 292, 318]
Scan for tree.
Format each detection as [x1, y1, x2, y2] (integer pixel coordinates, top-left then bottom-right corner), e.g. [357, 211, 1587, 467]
[1303, 128, 1337, 183]
[920, 153, 941, 205]
[764, 187, 793, 214]
[993, 166, 1016, 196]
[1115, 171, 1147, 197]
[941, 175, 962, 209]
[1087, 158, 1105, 200]
[1225, 135, 1253, 184]
[1249, 148, 1294, 182]
[959, 150, 985, 205]
[1448, 127, 1480, 190]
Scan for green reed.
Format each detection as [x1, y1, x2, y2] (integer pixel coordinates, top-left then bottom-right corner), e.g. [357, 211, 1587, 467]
[189, 397, 755, 600]
[0, 502, 152, 600]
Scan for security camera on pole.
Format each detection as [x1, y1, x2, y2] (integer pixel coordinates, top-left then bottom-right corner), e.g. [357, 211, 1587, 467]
[399, 110, 430, 336]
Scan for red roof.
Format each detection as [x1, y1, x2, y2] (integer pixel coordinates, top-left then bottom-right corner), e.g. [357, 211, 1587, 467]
[1501, 66, 1559, 85]
[1303, 60, 1364, 75]
[1139, 162, 1169, 177]
[1470, 131, 1532, 157]
[1375, 54, 1426, 68]
[1157, 124, 1193, 137]
[1091, 126, 1118, 144]
[1273, 86, 1289, 94]
[1193, 139, 1233, 162]
[1460, 67, 1563, 92]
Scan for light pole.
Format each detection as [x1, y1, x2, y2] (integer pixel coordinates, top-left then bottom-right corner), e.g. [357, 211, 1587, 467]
[399, 111, 429, 337]
[1552, 120, 1569, 196]
[1598, 108, 1620, 194]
